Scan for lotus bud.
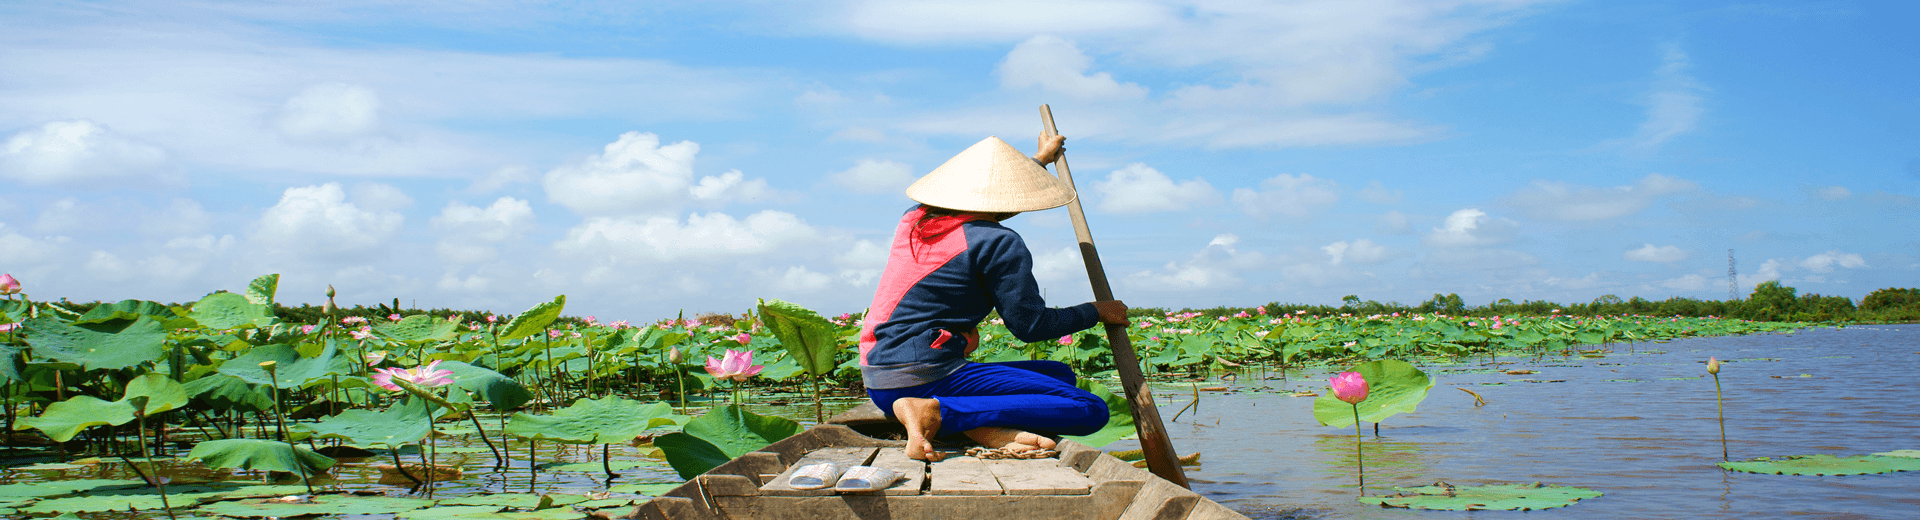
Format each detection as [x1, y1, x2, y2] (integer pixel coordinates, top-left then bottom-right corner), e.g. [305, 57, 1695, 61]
[668, 346, 682, 363]
[1707, 357, 1720, 375]
[326, 284, 336, 298]
[0, 273, 20, 295]
[259, 361, 278, 373]
[1329, 371, 1368, 405]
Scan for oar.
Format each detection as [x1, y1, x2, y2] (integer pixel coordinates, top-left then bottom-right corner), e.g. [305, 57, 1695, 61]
[1039, 104, 1190, 488]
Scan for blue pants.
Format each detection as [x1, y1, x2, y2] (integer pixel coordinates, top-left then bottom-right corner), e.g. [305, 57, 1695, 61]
[866, 360, 1109, 438]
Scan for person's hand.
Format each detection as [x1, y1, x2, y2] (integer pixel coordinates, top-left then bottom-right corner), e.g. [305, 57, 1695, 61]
[1033, 134, 1066, 167]
[1093, 300, 1129, 326]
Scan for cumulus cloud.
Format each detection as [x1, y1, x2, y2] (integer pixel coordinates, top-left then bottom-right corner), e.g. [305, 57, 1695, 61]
[1323, 239, 1391, 265]
[1423, 208, 1517, 247]
[432, 197, 536, 264]
[834, 239, 889, 287]
[1506, 173, 1697, 221]
[998, 35, 1147, 100]
[1662, 273, 1709, 291]
[1800, 250, 1865, 273]
[1378, 210, 1411, 234]
[1093, 163, 1218, 213]
[829, 159, 917, 194]
[275, 83, 380, 141]
[1126, 234, 1267, 290]
[1624, 243, 1687, 263]
[1231, 173, 1339, 218]
[0, 120, 170, 187]
[252, 183, 404, 255]
[544, 132, 773, 217]
[553, 210, 819, 263]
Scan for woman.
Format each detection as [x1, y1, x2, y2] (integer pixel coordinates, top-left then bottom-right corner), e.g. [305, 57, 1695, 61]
[857, 133, 1130, 461]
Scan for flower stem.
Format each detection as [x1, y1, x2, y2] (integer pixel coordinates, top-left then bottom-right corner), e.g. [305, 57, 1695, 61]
[1350, 402, 1365, 493]
[1713, 372, 1727, 462]
[265, 366, 313, 495]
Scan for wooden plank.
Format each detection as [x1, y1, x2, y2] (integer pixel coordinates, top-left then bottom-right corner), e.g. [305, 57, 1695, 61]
[854, 447, 927, 496]
[759, 446, 879, 496]
[757, 425, 897, 465]
[713, 479, 1140, 520]
[706, 451, 783, 485]
[1183, 498, 1253, 520]
[1056, 439, 1101, 473]
[984, 458, 1093, 495]
[929, 456, 1003, 495]
[1116, 478, 1200, 520]
[1087, 455, 1152, 484]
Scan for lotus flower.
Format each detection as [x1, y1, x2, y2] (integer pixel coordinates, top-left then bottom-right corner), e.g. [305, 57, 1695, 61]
[1330, 371, 1368, 404]
[1057, 335, 1074, 346]
[705, 349, 764, 382]
[371, 360, 455, 391]
[733, 332, 752, 345]
[1706, 357, 1720, 375]
[366, 350, 389, 366]
[0, 323, 17, 333]
[0, 273, 19, 295]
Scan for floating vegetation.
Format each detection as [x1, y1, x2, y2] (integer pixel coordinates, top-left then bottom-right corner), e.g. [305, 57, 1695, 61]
[1718, 454, 1920, 476]
[1358, 481, 1602, 511]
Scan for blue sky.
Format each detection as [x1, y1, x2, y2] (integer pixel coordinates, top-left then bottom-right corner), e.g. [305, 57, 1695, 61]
[1, 0, 1914, 320]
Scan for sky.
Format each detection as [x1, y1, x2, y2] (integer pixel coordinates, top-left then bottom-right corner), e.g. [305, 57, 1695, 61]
[1, 0, 1916, 321]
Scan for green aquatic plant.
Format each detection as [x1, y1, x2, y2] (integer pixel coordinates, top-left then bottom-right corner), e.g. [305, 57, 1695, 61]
[1359, 481, 1602, 511]
[1708, 356, 1728, 461]
[1313, 360, 1433, 430]
[654, 404, 802, 479]
[757, 298, 841, 423]
[1330, 371, 1369, 491]
[1718, 454, 1920, 475]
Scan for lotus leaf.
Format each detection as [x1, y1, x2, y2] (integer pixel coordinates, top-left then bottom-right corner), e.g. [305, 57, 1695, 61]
[0, 479, 145, 498]
[245, 273, 279, 305]
[22, 315, 168, 370]
[375, 314, 463, 343]
[500, 295, 565, 341]
[608, 482, 682, 496]
[187, 439, 336, 474]
[505, 396, 676, 444]
[218, 341, 353, 389]
[1062, 378, 1136, 448]
[191, 292, 273, 330]
[657, 404, 801, 478]
[1718, 454, 1920, 475]
[1872, 449, 1920, 458]
[184, 373, 275, 412]
[757, 298, 839, 377]
[535, 459, 658, 472]
[295, 398, 438, 448]
[1313, 359, 1434, 427]
[15, 395, 136, 442]
[197, 495, 434, 517]
[23, 494, 177, 513]
[399, 505, 506, 519]
[76, 299, 181, 323]
[1358, 481, 1602, 511]
[437, 360, 532, 410]
[441, 493, 590, 509]
[122, 373, 190, 414]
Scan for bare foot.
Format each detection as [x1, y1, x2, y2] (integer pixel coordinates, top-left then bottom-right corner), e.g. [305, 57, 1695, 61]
[892, 398, 945, 462]
[964, 427, 1057, 452]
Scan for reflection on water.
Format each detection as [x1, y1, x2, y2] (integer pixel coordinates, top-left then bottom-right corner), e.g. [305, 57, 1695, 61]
[1123, 324, 1920, 519]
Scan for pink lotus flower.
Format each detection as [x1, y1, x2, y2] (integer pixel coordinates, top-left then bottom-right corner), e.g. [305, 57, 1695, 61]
[486, 314, 498, 323]
[548, 329, 564, 339]
[1256, 306, 1267, 315]
[1491, 322, 1502, 329]
[704, 349, 764, 382]
[734, 332, 752, 345]
[1330, 371, 1368, 405]
[301, 324, 317, 334]
[584, 316, 598, 326]
[388, 314, 402, 321]
[365, 350, 389, 366]
[371, 360, 455, 391]
[342, 316, 368, 325]
[350, 326, 374, 340]
[0, 273, 20, 295]
[0, 323, 18, 333]
[1058, 335, 1074, 346]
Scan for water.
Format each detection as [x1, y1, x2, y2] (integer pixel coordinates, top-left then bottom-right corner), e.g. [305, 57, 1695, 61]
[1141, 324, 1920, 518]
[4, 326, 1915, 518]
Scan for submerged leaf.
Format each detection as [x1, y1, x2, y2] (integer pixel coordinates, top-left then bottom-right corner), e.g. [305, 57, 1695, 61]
[1718, 454, 1920, 476]
[1313, 359, 1435, 427]
[1358, 481, 1602, 511]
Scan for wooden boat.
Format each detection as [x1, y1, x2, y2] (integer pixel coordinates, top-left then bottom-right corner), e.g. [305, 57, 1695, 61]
[618, 403, 1249, 520]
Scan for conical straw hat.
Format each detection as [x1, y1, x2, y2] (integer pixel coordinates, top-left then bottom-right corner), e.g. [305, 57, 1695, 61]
[905, 136, 1076, 213]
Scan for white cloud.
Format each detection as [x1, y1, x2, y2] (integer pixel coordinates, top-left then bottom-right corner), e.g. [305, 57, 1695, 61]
[0, 225, 65, 265]
[829, 159, 918, 194]
[1358, 180, 1402, 204]
[0, 120, 170, 187]
[1624, 243, 1687, 263]
[768, 266, 835, 292]
[1738, 259, 1784, 288]
[1423, 208, 1517, 247]
[432, 197, 536, 264]
[140, 198, 213, 238]
[543, 132, 774, 217]
[553, 211, 820, 263]
[275, 83, 380, 141]
[1031, 247, 1084, 284]
[1812, 185, 1851, 201]
[1543, 272, 1605, 290]
[1378, 210, 1411, 234]
[1800, 251, 1865, 273]
[1231, 173, 1339, 218]
[1323, 239, 1391, 265]
[351, 183, 413, 212]
[1093, 163, 1218, 213]
[841, 0, 1168, 43]
[252, 183, 404, 255]
[1126, 233, 1267, 290]
[998, 35, 1146, 100]
[467, 165, 537, 194]
[1662, 273, 1709, 291]
[1615, 46, 1706, 151]
[1507, 173, 1697, 221]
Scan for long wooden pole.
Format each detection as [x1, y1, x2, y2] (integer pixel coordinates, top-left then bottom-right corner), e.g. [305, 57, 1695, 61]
[1040, 104, 1189, 488]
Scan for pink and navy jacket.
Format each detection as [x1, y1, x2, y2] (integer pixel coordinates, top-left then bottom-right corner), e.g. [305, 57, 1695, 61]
[858, 206, 1099, 389]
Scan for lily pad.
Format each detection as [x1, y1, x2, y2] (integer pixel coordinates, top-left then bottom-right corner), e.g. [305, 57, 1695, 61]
[535, 459, 659, 472]
[218, 341, 354, 389]
[1718, 454, 1920, 475]
[295, 398, 438, 448]
[1062, 378, 1135, 448]
[506, 396, 676, 444]
[197, 494, 435, 517]
[123, 373, 191, 414]
[399, 505, 506, 519]
[16, 395, 137, 442]
[1871, 449, 1920, 458]
[185, 374, 276, 412]
[608, 482, 683, 496]
[438, 360, 533, 411]
[0, 479, 145, 498]
[1358, 481, 1602, 511]
[187, 438, 336, 474]
[1313, 359, 1435, 427]
[656, 404, 802, 479]
[22, 314, 168, 370]
[439, 493, 587, 509]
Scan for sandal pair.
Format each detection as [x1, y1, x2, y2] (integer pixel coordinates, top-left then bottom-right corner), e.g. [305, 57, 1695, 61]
[787, 463, 901, 492]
